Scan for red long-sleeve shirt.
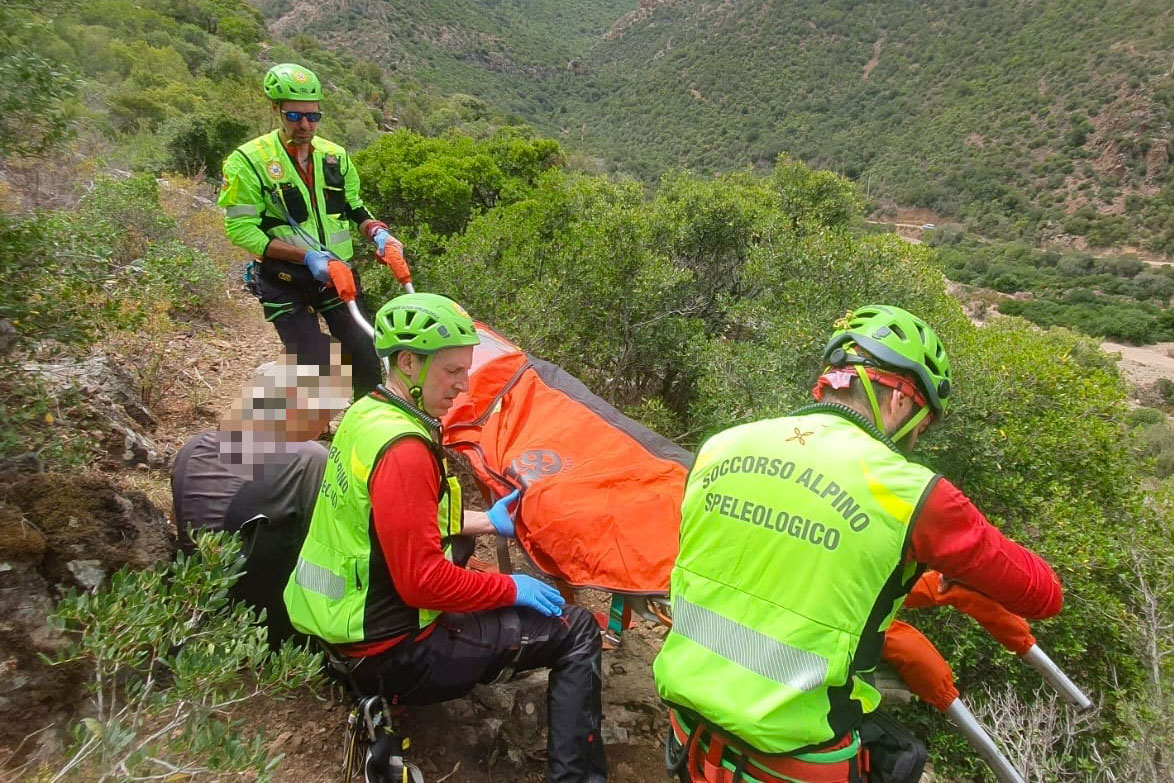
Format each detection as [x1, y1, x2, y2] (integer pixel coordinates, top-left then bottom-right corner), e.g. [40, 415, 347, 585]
[910, 477, 1062, 619]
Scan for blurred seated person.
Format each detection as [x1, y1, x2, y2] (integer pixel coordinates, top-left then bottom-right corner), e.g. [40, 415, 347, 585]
[171, 347, 350, 646]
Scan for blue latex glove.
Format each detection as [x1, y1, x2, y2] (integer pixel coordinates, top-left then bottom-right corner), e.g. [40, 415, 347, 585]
[510, 574, 565, 617]
[304, 249, 333, 282]
[372, 228, 393, 257]
[488, 489, 521, 537]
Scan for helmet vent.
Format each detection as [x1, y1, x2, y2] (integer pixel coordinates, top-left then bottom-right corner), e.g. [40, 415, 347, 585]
[889, 324, 906, 340]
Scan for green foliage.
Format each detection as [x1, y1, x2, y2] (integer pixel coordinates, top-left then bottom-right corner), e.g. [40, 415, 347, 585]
[264, 0, 1174, 252]
[0, 175, 224, 349]
[998, 296, 1174, 344]
[48, 531, 322, 781]
[0, 47, 79, 159]
[0, 372, 97, 466]
[1135, 417, 1174, 479]
[934, 231, 1174, 342]
[162, 110, 251, 177]
[772, 154, 861, 230]
[354, 127, 563, 238]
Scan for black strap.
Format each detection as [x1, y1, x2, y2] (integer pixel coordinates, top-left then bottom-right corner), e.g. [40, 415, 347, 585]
[667, 712, 702, 777]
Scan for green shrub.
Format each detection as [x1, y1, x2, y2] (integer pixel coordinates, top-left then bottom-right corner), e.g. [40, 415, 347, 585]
[48, 532, 323, 782]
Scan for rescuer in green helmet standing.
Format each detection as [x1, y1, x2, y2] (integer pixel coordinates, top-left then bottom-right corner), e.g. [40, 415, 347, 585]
[218, 62, 402, 399]
[653, 305, 1063, 783]
[284, 293, 608, 783]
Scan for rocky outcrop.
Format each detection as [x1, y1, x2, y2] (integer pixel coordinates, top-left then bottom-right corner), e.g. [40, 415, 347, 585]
[0, 472, 173, 766]
[24, 354, 164, 469]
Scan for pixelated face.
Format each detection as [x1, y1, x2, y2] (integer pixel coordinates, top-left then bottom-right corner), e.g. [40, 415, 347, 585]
[418, 345, 473, 418]
[229, 352, 350, 440]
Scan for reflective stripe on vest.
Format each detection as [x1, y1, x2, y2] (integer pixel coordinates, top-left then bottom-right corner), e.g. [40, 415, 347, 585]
[284, 395, 461, 644]
[234, 129, 355, 260]
[673, 595, 828, 692]
[654, 412, 934, 754]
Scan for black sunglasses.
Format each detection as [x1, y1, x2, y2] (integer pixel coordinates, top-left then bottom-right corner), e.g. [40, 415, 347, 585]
[282, 110, 322, 123]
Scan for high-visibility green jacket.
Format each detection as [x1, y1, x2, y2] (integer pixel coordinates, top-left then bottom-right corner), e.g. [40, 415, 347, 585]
[653, 411, 935, 754]
[283, 394, 463, 644]
[218, 129, 368, 262]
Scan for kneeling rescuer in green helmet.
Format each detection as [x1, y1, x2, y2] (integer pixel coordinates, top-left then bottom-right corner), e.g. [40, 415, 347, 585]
[653, 305, 1063, 782]
[284, 293, 608, 783]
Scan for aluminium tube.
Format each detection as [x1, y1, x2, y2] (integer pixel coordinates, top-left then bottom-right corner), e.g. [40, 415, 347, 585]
[946, 698, 1026, 783]
[1021, 644, 1093, 710]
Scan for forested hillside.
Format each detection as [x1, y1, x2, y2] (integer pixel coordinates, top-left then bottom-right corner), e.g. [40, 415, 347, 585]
[263, 0, 1174, 254]
[252, 0, 634, 123]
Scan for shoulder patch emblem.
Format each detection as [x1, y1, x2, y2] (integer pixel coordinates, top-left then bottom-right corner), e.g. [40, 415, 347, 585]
[266, 160, 285, 179]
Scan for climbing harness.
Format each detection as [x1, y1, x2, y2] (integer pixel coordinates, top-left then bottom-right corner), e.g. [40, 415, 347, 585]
[667, 708, 865, 783]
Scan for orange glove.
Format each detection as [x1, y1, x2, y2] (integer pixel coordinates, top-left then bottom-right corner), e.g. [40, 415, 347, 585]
[327, 260, 356, 302]
[906, 571, 1036, 655]
[883, 620, 959, 712]
[380, 242, 413, 288]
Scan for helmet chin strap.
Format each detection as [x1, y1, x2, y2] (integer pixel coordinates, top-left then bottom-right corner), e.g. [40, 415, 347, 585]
[852, 364, 929, 444]
[392, 353, 435, 405]
[892, 405, 930, 444]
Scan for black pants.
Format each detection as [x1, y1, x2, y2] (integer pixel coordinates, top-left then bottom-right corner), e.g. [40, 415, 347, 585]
[254, 270, 381, 398]
[350, 605, 607, 783]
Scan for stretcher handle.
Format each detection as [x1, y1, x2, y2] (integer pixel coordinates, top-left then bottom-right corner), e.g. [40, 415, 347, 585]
[382, 245, 415, 293]
[346, 300, 375, 338]
[946, 699, 1026, 783]
[1021, 645, 1093, 710]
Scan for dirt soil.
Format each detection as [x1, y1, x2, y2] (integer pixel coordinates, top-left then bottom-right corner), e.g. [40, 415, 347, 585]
[1101, 340, 1174, 388]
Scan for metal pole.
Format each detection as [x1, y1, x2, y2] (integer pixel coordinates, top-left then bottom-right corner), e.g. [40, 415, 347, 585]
[946, 699, 1025, 783]
[1021, 645, 1093, 710]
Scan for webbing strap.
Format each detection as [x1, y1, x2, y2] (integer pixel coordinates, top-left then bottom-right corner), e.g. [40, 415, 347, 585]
[262, 300, 298, 321]
[318, 295, 345, 313]
[670, 709, 860, 783]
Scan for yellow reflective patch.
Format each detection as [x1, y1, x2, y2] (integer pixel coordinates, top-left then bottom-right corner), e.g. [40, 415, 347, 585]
[447, 476, 463, 535]
[860, 461, 914, 523]
[349, 447, 371, 484]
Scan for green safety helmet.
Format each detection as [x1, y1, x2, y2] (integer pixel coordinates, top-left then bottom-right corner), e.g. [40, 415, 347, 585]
[822, 304, 952, 417]
[263, 63, 323, 102]
[373, 293, 480, 359]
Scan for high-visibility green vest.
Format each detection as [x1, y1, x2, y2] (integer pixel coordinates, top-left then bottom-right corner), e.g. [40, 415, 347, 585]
[283, 394, 463, 644]
[219, 129, 361, 261]
[653, 411, 935, 754]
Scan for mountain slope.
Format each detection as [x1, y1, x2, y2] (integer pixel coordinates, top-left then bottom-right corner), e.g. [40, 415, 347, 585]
[257, 0, 1173, 253]
[252, 0, 635, 117]
[553, 0, 1172, 249]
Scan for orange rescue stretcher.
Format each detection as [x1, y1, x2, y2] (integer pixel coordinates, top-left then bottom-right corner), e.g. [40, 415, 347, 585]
[441, 323, 687, 642]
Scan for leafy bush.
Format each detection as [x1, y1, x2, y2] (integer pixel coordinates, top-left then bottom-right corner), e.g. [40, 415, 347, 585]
[163, 110, 251, 177]
[0, 175, 227, 351]
[0, 28, 79, 158]
[1135, 418, 1174, 478]
[355, 127, 563, 239]
[48, 532, 322, 782]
